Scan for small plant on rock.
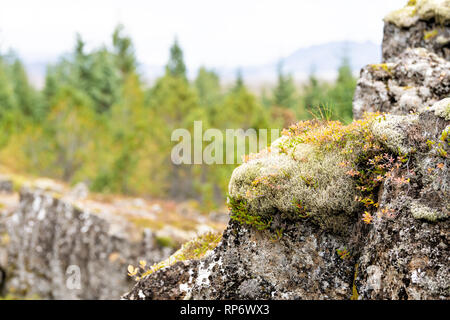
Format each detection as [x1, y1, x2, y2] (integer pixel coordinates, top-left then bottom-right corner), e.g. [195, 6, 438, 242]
[228, 196, 273, 231]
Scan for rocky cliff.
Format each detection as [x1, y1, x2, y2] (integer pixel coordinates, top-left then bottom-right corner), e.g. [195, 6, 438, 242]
[0, 165, 228, 299]
[0, 188, 174, 299]
[383, 0, 450, 61]
[123, 1, 449, 300]
[354, 0, 450, 119]
[353, 48, 449, 119]
[0, 172, 229, 299]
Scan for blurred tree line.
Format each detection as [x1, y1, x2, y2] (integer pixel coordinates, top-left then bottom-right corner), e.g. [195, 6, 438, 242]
[0, 25, 356, 209]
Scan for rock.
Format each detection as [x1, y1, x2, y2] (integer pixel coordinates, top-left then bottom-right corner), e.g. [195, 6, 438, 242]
[29, 178, 66, 194]
[352, 48, 450, 119]
[354, 0, 450, 119]
[2, 189, 173, 299]
[356, 105, 449, 299]
[383, 0, 450, 61]
[122, 220, 356, 300]
[67, 182, 89, 201]
[0, 219, 7, 296]
[357, 211, 448, 299]
[0, 177, 13, 194]
[123, 101, 449, 300]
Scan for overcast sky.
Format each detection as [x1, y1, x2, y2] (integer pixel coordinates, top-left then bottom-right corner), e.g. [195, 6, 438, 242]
[0, 0, 407, 69]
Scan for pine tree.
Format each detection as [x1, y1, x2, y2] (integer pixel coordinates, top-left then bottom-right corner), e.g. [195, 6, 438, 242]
[273, 61, 296, 109]
[44, 35, 122, 114]
[112, 24, 137, 76]
[302, 66, 325, 119]
[0, 58, 16, 115]
[75, 33, 85, 57]
[150, 40, 203, 198]
[44, 86, 97, 181]
[166, 38, 187, 79]
[233, 69, 244, 92]
[10, 58, 38, 119]
[95, 73, 147, 194]
[327, 55, 356, 123]
[218, 73, 268, 130]
[195, 67, 222, 110]
[87, 48, 121, 113]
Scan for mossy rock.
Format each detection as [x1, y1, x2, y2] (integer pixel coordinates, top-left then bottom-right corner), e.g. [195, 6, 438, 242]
[229, 145, 359, 234]
[228, 104, 449, 234]
[228, 116, 392, 235]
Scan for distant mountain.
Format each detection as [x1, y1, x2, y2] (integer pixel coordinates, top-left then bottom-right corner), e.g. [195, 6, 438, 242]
[284, 40, 381, 77]
[217, 41, 382, 86]
[25, 41, 381, 88]
[25, 60, 49, 88]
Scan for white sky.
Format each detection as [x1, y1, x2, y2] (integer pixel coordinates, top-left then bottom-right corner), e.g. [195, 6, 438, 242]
[0, 0, 407, 69]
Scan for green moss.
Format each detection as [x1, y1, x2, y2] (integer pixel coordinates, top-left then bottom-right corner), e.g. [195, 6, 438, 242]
[269, 228, 284, 242]
[130, 231, 222, 280]
[437, 145, 447, 158]
[370, 63, 393, 74]
[441, 126, 450, 144]
[424, 29, 438, 40]
[10, 175, 25, 192]
[410, 201, 448, 221]
[424, 120, 449, 158]
[128, 217, 165, 230]
[350, 263, 360, 300]
[337, 248, 351, 260]
[0, 293, 41, 300]
[155, 236, 177, 249]
[228, 196, 272, 231]
[1, 233, 10, 246]
[175, 232, 222, 261]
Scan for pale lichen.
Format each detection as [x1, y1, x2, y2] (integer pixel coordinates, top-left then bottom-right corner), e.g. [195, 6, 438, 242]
[384, 3, 419, 28]
[370, 114, 419, 154]
[384, 0, 450, 28]
[416, 0, 450, 23]
[430, 97, 450, 120]
[436, 35, 450, 44]
[410, 201, 448, 221]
